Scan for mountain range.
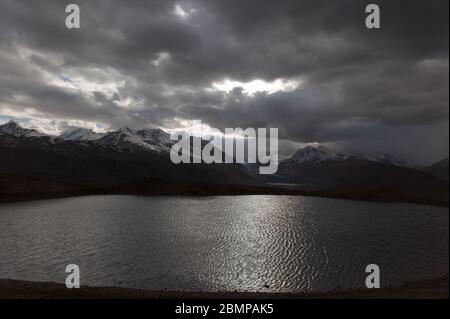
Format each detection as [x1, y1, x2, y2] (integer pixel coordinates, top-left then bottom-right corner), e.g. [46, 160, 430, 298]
[281, 145, 409, 168]
[0, 120, 448, 206]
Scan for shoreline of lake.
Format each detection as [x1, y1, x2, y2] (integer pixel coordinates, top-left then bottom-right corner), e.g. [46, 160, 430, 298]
[1, 189, 448, 208]
[0, 277, 447, 299]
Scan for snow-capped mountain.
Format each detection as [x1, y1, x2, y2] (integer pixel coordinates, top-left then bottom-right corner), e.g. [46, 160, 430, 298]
[286, 145, 362, 165]
[95, 126, 173, 153]
[366, 153, 408, 167]
[288, 145, 355, 163]
[60, 127, 105, 141]
[285, 145, 407, 167]
[1, 120, 173, 154]
[0, 120, 46, 138]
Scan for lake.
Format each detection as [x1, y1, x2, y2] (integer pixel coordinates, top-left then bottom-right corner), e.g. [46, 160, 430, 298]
[0, 195, 448, 292]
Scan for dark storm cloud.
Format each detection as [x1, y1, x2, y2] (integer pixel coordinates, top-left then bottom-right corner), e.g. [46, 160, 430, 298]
[0, 0, 448, 164]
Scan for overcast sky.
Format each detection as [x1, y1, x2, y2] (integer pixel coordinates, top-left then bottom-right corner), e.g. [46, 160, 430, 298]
[0, 0, 448, 164]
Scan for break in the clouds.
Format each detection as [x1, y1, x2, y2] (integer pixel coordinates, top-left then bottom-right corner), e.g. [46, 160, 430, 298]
[0, 0, 448, 165]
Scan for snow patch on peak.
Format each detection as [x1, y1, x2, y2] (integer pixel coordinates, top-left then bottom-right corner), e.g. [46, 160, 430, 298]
[138, 128, 171, 145]
[0, 119, 45, 138]
[6, 119, 20, 126]
[290, 145, 343, 164]
[287, 145, 407, 167]
[96, 126, 173, 153]
[60, 127, 105, 141]
[366, 153, 407, 167]
[117, 126, 136, 134]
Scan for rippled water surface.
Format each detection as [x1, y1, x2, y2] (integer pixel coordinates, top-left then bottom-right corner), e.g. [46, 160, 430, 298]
[0, 195, 448, 292]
